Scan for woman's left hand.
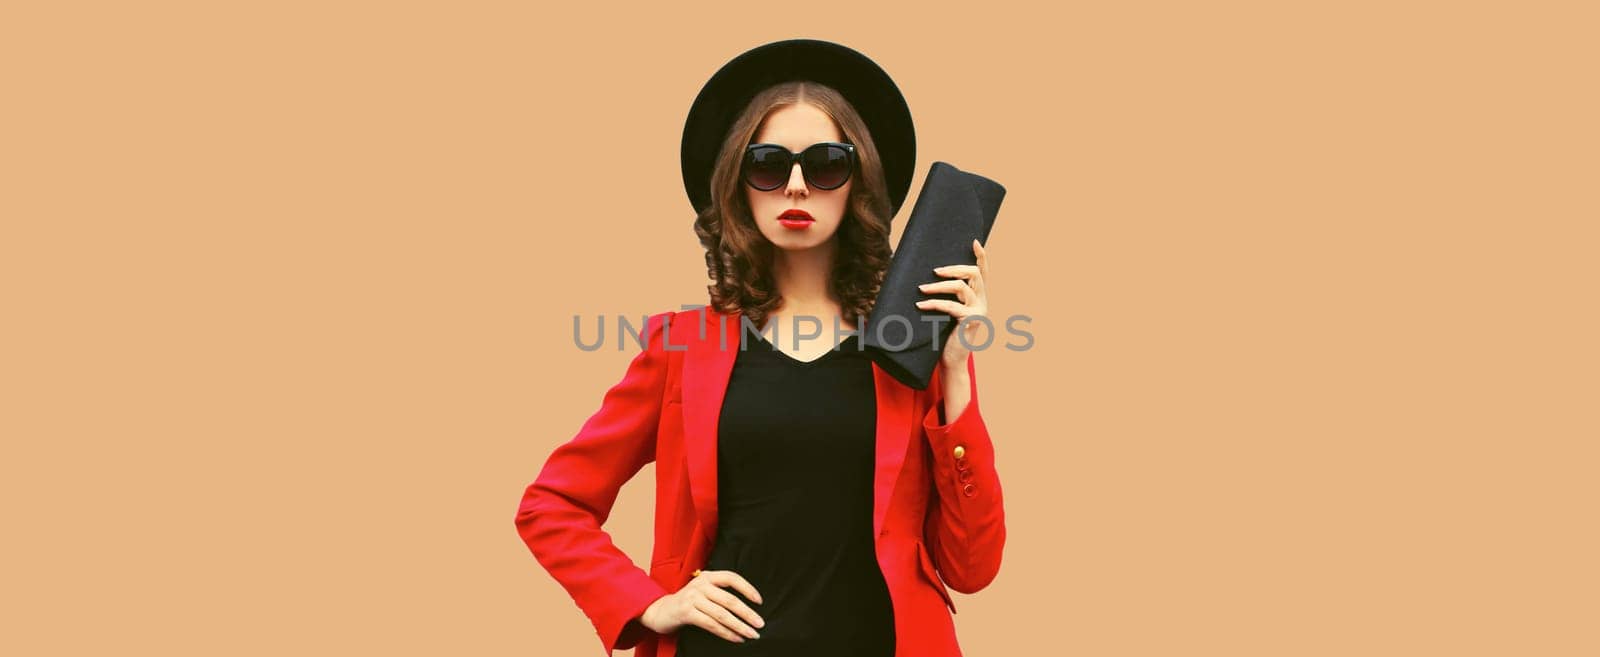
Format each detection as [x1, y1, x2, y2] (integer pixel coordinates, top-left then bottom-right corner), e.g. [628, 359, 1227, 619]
[915, 238, 991, 372]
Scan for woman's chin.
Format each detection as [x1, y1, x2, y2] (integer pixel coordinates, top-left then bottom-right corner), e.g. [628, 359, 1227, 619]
[768, 236, 832, 252]
[762, 226, 837, 251]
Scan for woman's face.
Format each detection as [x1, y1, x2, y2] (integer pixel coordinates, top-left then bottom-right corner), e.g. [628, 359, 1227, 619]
[744, 102, 853, 252]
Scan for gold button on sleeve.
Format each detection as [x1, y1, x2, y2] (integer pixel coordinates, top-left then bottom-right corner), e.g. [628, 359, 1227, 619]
[952, 445, 966, 459]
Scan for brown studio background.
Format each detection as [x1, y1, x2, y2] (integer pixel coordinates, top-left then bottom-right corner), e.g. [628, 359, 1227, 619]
[3, 2, 1597, 655]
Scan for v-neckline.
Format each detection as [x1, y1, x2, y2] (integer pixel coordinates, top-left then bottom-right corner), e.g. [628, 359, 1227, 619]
[754, 332, 860, 367]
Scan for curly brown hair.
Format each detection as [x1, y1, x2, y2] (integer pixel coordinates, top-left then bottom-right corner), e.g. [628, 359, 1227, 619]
[692, 80, 894, 332]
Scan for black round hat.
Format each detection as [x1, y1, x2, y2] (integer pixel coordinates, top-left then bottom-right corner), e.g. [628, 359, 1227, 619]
[680, 38, 916, 219]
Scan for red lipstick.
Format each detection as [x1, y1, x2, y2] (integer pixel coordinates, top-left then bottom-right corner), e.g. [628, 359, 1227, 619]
[778, 209, 814, 230]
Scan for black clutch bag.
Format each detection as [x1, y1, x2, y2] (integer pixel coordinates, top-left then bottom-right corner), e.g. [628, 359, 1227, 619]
[860, 161, 1006, 389]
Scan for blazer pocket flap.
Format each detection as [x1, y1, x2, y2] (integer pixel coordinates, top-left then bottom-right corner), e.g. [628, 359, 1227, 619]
[648, 556, 682, 583]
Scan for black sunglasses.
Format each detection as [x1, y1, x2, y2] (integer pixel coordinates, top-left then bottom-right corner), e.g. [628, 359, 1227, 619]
[742, 142, 857, 191]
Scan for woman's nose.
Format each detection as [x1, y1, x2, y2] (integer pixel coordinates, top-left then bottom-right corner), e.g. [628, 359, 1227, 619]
[784, 162, 808, 197]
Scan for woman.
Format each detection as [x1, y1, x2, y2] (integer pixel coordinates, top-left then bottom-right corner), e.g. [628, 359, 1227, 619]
[514, 39, 1005, 657]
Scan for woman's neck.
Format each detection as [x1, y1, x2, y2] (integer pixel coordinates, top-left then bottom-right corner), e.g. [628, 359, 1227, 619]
[771, 240, 834, 305]
[768, 241, 851, 331]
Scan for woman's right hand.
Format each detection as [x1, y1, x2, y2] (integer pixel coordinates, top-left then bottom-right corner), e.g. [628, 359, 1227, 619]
[638, 569, 766, 643]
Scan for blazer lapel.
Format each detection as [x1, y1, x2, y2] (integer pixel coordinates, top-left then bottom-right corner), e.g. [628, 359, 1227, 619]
[870, 362, 915, 542]
[680, 308, 917, 549]
[682, 309, 738, 548]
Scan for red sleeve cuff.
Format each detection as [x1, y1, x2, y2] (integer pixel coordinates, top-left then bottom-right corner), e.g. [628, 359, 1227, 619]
[596, 573, 670, 654]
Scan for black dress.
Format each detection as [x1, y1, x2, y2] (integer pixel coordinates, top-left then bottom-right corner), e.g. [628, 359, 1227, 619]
[674, 331, 896, 657]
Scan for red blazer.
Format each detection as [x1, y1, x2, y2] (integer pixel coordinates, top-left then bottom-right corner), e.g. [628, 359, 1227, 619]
[514, 306, 1005, 657]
